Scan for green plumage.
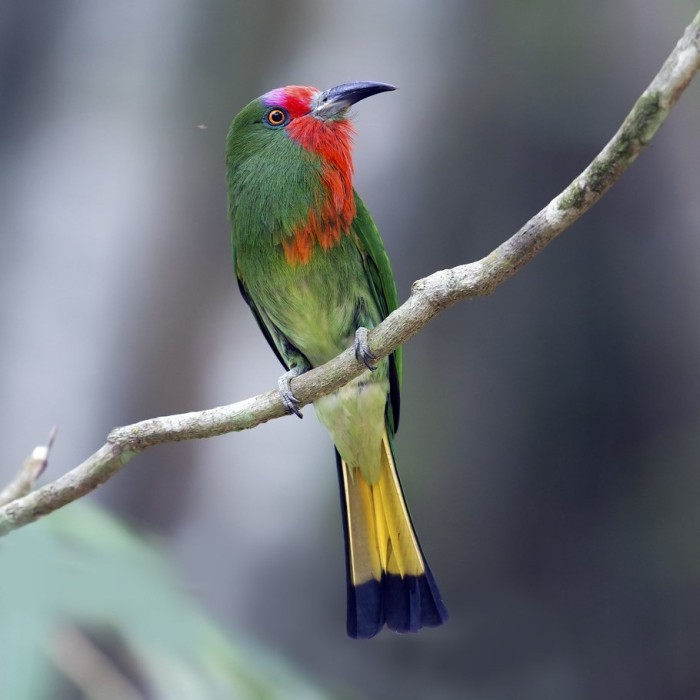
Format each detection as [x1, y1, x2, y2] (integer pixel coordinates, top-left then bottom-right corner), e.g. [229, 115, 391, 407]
[226, 100, 324, 245]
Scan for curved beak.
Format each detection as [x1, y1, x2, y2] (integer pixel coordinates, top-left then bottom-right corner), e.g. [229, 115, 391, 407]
[313, 81, 396, 120]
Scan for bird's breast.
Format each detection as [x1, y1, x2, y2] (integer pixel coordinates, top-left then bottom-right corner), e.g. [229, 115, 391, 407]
[242, 234, 379, 368]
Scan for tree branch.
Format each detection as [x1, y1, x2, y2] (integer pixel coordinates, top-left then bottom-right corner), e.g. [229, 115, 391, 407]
[0, 11, 698, 537]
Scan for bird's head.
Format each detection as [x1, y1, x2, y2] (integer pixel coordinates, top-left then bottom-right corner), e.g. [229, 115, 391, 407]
[227, 81, 395, 166]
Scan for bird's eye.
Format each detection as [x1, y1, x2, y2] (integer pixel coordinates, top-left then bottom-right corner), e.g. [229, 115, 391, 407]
[265, 108, 289, 127]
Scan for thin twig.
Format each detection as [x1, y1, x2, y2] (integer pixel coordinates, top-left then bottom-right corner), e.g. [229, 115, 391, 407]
[0, 11, 698, 538]
[0, 427, 57, 507]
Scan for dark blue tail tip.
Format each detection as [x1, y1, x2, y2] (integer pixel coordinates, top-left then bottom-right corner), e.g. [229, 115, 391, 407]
[347, 572, 448, 639]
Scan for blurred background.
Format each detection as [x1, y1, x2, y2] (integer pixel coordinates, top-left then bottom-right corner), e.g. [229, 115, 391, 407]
[1, 1, 699, 698]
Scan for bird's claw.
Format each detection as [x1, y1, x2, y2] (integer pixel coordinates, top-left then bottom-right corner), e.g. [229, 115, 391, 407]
[278, 367, 303, 419]
[354, 327, 377, 371]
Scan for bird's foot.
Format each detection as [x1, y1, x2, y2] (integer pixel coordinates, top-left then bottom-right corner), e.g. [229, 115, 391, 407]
[354, 327, 377, 371]
[278, 366, 304, 419]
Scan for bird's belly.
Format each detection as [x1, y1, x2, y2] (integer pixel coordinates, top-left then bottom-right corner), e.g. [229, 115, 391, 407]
[267, 272, 390, 480]
[267, 277, 356, 367]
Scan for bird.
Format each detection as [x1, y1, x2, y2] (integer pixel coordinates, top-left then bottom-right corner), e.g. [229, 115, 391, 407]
[226, 81, 447, 638]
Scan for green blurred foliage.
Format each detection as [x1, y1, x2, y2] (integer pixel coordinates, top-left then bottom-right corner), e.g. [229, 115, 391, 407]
[0, 503, 332, 700]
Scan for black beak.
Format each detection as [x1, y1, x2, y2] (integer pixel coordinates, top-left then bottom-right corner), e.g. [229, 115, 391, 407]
[313, 81, 396, 120]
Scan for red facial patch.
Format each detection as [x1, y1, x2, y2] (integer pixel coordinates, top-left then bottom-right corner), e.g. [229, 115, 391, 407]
[261, 85, 317, 118]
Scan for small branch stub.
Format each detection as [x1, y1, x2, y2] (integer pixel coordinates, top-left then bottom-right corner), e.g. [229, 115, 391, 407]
[0, 427, 57, 507]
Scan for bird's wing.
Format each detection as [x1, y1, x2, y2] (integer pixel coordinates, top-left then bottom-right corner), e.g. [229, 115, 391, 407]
[351, 192, 402, 433]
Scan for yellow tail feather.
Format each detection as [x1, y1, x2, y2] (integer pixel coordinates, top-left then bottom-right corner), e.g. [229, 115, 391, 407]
[341, 430, 425, 585]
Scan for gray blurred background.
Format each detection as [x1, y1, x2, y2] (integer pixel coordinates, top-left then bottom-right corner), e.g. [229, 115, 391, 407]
[1, 1, 699, 698]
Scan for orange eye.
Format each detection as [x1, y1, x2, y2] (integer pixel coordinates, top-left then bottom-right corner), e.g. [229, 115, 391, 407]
[266, 108, 288, 126]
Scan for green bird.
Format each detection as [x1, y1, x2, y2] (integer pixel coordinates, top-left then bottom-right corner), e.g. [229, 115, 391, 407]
[226, 81, 447, 638]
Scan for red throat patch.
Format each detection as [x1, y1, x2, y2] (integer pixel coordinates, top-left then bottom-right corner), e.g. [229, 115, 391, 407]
[283, 116, 356, 265]
[265, 87, 356, 265]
